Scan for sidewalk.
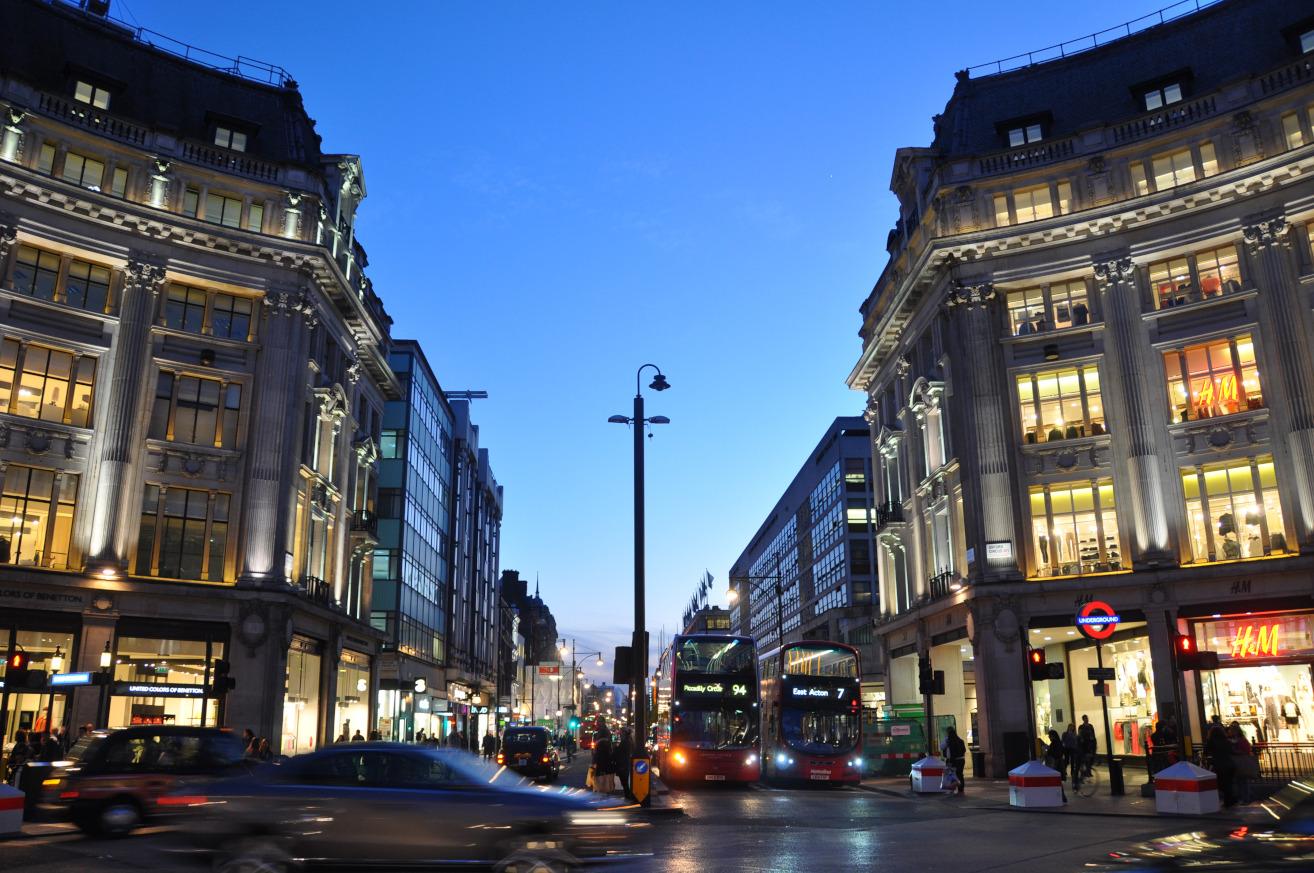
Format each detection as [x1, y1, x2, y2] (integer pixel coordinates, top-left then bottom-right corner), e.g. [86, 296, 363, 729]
[858, 769, 1247, 821]
[557, 755, 683, 816]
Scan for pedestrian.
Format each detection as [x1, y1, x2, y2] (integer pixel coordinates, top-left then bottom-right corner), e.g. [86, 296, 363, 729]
[368, 730, 381, 741]
[335, 730, 348, 744]
[1228, 721, 1256, 804]
[1044, 729, 1069, 803]
[482, 731, 497, 760]
[613, 728, 633, 799]
[38, 731, 62, 762]
[1062, 723, 1078, 781]
[1205, 723, 1237, 807]
[1077, 715, 1096, 777]
[5, 730, 33, 783]
[351, 729, 365, 742]
[256, 737, 274, 762]
[566, 731, 577, 763]
[416, 729, 427, 744]
[592, 731, 615, 794]
[938, 726, 967, 794]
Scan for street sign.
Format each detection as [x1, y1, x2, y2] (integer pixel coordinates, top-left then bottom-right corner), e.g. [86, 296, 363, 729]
[1075, 600, 1121, 640]
[1087, 667, 1116, 681]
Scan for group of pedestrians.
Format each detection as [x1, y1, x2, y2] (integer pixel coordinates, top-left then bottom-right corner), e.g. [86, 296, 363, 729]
[240, 728, 275, 761]
[588, 728, 635, 799]
[555, 730, 577, 762]
[4, 727, 68, 782]
[1204, 717, 1258, 807]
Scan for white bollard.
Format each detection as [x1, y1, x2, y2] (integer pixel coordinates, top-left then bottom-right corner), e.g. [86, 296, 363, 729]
[910, 755, 946, 794]
[1008, 760, 1065, 807]
[0, 784, 23, 837]
[1154, 761, 1220, 815]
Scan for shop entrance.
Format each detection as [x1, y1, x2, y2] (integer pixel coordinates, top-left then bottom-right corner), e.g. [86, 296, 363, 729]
[1202, 664, 1314, 743]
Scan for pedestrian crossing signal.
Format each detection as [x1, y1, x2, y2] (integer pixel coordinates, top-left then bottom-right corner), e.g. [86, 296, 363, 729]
[1174, 633, 1219, 672]
[1027, 648, 1047, 681]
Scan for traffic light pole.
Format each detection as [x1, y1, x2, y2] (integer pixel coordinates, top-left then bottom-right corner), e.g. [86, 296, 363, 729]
[1096, 642, 1124, 795]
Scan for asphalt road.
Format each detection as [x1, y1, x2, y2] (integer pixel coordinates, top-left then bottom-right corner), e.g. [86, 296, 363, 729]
[0, 758, 1200, 873]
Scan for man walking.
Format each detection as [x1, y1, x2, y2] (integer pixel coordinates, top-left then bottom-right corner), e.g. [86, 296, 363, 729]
[1077, 715, 1097, 777]
[481, 731, 497, 761]
[939, 726, 966, 794]
[613, 728, 633, 799]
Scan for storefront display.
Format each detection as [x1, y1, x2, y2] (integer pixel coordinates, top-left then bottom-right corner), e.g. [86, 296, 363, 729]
[282, 635, 323, 755]
[108, 635, 220, 728]
[1194, 612, 1314, 743]
[1, 627, 76, 744]
[332, 649, 370, 742]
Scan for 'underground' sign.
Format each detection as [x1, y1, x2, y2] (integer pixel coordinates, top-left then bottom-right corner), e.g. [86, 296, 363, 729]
[1075, 600, 1120, 641]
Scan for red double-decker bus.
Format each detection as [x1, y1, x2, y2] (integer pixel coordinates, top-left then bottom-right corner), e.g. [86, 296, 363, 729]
[760, 641, 862, 785]
[579, 713, 605, 750]
[653, 634, 760, 787]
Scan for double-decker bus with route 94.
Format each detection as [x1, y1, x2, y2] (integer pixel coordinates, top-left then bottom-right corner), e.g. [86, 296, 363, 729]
[652, 634, 760, 786]
[759, 641, 862, 785]
[578, 713, 605, 749]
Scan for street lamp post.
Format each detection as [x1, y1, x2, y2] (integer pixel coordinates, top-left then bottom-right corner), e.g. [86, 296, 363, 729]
[609, 365, 670, 765]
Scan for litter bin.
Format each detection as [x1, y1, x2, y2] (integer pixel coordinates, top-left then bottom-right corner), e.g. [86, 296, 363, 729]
[15, 762, 53, 819]
[971, 747, 986, 778]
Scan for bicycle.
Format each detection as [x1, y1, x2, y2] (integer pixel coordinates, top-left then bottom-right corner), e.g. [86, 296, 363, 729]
[1072, 764, 1100, 797]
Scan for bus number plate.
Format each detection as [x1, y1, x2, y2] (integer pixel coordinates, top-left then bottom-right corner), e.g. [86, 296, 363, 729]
[704, 774, 726, 781]
[810, 772, 831, 780]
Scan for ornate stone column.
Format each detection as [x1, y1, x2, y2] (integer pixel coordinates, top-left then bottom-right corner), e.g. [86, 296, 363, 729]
[1, 108, 25, 164]
[86, 257, 167, 572]
[239, 286, 317, 584]
[1093, 256, 1174, 564]
[147, 158, 171, 209]
[944, 280, 1019, 581]
[1243, 217, 1314, 549]
[282, 191, 303, 240]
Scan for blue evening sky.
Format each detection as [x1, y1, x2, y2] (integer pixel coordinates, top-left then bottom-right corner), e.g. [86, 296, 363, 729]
[123, 0, 1159, 682]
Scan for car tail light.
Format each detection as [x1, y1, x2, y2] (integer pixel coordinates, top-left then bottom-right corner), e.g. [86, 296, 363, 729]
[541, 755, 551, 763]
[156, 795, 209, 807]
[496, 753, 505, 764]
[672, 751, 686, 766]
[59, 790, 79, 800]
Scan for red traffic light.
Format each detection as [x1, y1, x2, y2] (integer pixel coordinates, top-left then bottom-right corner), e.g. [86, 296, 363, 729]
[1176, 634, 1194, 653]
[8, 651, 26, 670]
[1028, 648, 1044, 665]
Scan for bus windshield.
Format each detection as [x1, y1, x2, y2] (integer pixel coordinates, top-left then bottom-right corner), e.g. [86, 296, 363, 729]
[782, 709, 860, 755]
[676, 638, 754, 674]
[784, 645, 858, 678]
[673, 705, 759, 750]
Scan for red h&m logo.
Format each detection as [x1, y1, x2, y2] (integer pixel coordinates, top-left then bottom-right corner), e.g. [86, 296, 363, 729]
[1231, 625, 1280, 659]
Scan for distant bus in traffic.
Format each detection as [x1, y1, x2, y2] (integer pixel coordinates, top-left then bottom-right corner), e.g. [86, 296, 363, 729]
[579, 713, 605, 749]
[653, 634, 760, 786]
[760, 641, 862, 785]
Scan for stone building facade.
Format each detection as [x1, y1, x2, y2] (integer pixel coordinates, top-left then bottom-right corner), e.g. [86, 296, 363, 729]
[0, 0, 394, 755]
[848, 0, 1314, 774]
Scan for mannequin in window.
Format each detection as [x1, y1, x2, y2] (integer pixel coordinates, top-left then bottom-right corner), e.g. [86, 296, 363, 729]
[1072, 301, 1089, 326]
[1037, 534, 1049, 567]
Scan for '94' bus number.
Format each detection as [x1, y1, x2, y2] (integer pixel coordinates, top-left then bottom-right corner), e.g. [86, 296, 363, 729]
[731, 683, 748, 696]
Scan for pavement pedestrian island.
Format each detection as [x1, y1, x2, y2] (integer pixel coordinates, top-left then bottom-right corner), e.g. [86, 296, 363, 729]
[0, 784, 23, 838]
[1153, 761, 1220, 815]
[1008, 761, 1064, 808]
[909, 756, 946, 793]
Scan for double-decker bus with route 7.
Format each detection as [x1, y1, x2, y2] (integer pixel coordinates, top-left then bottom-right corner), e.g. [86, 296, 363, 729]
[652, 634, 760, 786]
[759, 641, 862, 785]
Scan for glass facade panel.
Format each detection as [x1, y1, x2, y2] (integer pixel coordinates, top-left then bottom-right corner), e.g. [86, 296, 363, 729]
[333, 650, 371, 742]
[0, 465, 77, 569]
[1164, 334, 1263, 422]
[1029, 480, 1121, 578]
[1017, 365, 1104, 443]
[1181, 456, 1287, 563]
[282, 637, 323, 755]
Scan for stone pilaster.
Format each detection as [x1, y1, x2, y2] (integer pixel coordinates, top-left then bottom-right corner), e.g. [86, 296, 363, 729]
[1243, 217, 1314, 549]
[239, 287, 317, 584]
[86, 257, 167, 571]
[944, 280, 1019, 581]
[1093, 256, 1174, 565]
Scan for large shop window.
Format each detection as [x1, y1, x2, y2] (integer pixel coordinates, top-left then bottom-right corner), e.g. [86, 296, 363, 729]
[1007, 280, 1092, 336]
[148, 372, 241, 448]
[1165, 334, 1262, 422]
[1182, 457, 1287, 563]
[1017, 365, 1104, 444]
[1028, 480, 1121, 577]
[333, 649, 371, 742]
[2, 628, 77, 742]
[1193, 613, 1314, 743]
[0, 464, 77, 569]
[134, 485, 230, 581]
[0, 338, 96, 427]
[1150, 244, 1242, 309]
[109, 635, 223, 728]
[283, 635, 323, 756]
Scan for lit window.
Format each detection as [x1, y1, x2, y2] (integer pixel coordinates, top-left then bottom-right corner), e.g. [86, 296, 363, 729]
[1150, 245, 1242, 309]
[1164, 334, 1262, 422]
[73, 80, 110, 110]
[1284, 113, 1306, 149]
[1194, 245, 1242, 299]
[1048, 280, 1089, 330]
[1007, 287, 1046, 335]
[1055, 180, 1073, 216]
[1182, 457, 1286, 563]
[0, 337, 96, 428]
[1199, 141, 1218, 176]
[149, 372, 241, 448]
[213, 127, 247, 152]
[135, 484, 230, 581]
[182, 187, 200, 218]
[1028, 480, 1120, 577]
[204, 193, 243, 229]
[61, 151, 104, 191]
[245, 202, 264, 233]
[1151, 148, 1196, 190]
[993, 193, 1010, 227]
[37, 143, 55, 175]
[1144, 82, 1183, 111]
[1016, 365, 1104, 444]
[1130, 161, 1149, 196]
[1007, 281, 1090, 335]
[1014, 184, 1054, 223]
[109, 166, 127, 198]
[0, 464, 78, 570]
[1008, 123, 1044, 148]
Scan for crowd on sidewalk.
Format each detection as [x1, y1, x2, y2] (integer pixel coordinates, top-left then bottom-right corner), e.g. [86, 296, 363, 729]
[586, 727, 637, 799]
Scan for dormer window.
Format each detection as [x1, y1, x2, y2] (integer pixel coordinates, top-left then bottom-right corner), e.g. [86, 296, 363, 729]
[1008, 123, 1044, 148]
[1143, 82, 1183, 111]
[1302, 28, 1314, 54]
[73, 80, 110, 110]
[214, 126, 247, 152]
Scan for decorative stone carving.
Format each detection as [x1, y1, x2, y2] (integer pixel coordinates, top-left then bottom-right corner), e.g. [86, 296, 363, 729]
[1055, 450, 1078, 470]
[895, 354, 912, 377]
[1230, 111, 1264, 166]
[1085, 155, 1112, 204]
[0, 222, 16, 262]
[264, 287, 320, 328]
[237, 602, 270, 655]
[1242, 217, 1291, 253]
[1093, 257, 1135, 288]
[1206, 426, 1234, 450]
[25, 429, 51, 455]
[344, 353, 363, 385]
[863, 394, 880, 424]
[945, 280, 996, 308]
[125, 258, 168, 295]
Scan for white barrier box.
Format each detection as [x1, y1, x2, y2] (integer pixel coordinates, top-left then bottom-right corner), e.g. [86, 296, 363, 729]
[1154, 761, 1220, 815]
[1008, 760, 1064, 807]
[910, 755, 946, 794]
[0, 784, 23, 837]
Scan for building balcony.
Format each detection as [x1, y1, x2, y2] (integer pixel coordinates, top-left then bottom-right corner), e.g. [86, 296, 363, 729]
[351, 509, 378, 537]
[296, 574, 338, 610]
[928, 568, 959, 600]
[874, 501, 905, 531]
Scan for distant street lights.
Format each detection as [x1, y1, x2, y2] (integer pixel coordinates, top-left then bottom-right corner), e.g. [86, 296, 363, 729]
[609, 364, 670, 753]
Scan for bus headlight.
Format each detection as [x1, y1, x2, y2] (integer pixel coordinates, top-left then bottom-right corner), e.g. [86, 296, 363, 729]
[745, 754, 757, 766]
[672, 751, 686, 766]
[778, 754, 792, 767]
[851, 758, 863, 768]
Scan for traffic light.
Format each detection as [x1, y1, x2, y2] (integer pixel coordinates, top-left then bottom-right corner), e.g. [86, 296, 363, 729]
[569, 716, 580, 730]
[4, 651, 45, 690]
[1028, 648, 1047, 681]
[1174, 634, 1219, 672]
[917, 655, 935, 695]
[212, 658, 236, 695]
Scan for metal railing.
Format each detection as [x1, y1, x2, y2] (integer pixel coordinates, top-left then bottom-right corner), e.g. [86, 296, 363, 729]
[1146, 741, 1314, 798]
[928, 569, 957, 599]
[874, 501, 904, 529]
[351, 509, 378, 536]
[1111, 94, 1218, 145]
[966, 0, 1223, 78]
[297, 575, 337, 609]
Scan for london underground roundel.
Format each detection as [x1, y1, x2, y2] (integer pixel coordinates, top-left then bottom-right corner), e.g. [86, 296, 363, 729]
[1075, 600, 1120, 641]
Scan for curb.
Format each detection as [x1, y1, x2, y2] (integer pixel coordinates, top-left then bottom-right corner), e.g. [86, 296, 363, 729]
[973, 803, 1244, 822]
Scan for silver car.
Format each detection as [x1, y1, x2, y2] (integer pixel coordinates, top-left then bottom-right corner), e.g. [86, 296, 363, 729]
[160, 743, 647, 872]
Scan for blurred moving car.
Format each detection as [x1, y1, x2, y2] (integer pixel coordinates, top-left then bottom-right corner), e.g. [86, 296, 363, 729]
[1092, 780, 1314, 871]
[497, 725, 561, 782]
[161, 744, 646, 871]
[35, 726, 249, 836]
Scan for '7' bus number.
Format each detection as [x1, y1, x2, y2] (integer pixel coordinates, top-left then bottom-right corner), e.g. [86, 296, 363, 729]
[836, 688, 847, 700]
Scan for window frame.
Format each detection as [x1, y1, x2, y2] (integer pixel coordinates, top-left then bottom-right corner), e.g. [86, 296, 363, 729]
[1005, 279, 1093, 336]
[73, 80, 111, 110]
[1164, 333, 1262, 423]
[148, 370, 242, 449]
[213, 126, 248, 153]
[1181, 456, 1286, 563]
[61, 151, 105, 191]
[1142, 81, 1184, 112]
[0, 463, 78, 570]
[1028, 479, 1121, 578]
[1016, 364, 1105, 444]
[1148, 244, 1243, 310]
[135, 484, 230, 582]
[0, 337, 97, 428]
[993, 179, 1074, 227]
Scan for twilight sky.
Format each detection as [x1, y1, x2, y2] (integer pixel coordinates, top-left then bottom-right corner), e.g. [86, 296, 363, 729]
[125, 0, 1160, 683]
